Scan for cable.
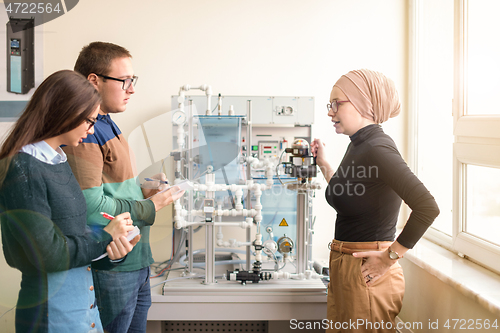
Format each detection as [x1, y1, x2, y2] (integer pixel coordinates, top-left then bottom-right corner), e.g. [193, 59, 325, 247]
[276, 149, 286, 185]
[159, 156, 169, 175]
[150, 229, 176, 278]
[195, 168, 209, 180]
[150, 274, 205, 289]
[0, 306, 15, 320]
[278, 260, 287, 271]
[210, 100, 219, 114]
[150, 228, 188, 278]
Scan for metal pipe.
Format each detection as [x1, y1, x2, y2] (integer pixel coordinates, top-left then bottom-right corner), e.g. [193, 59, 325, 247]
[204, 173, 216, 284]
[307, 191, 314, 270]
[245, 100, 252, 271]
[187, 99, 194, 274]
[296, 188, 307, 276]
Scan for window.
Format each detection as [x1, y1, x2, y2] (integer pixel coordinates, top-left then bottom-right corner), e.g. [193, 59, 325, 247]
[411, 0, 500, 272]
[466, 0, 500, 116]
[453, 0, 500, 272]
[409, 0, 454, 239]
[465, 165, 500, 246]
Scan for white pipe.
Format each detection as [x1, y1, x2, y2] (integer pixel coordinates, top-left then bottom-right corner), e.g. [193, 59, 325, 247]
[254, 233, 263, 262]
[175, 220, 252, 229]
[193, 182, 272, 193]
[234, 188, 243, 210]
[272, 271, 291, 280]
[265, 165, 274, 186]
[173, 194, 184, 229]
[176, 126, 185, 148]
[253, 187, 263, 224]
[271, 270, 321, 280]
[216, 204, 223, 246]
[216, 238, 253, 247]
[177, 84, 212, 115]
[216, 221, 252, 228]
[205, 85, 212, 114]
[189, 209, 258, 217]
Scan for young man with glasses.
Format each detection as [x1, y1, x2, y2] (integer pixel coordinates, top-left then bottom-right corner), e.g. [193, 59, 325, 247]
[63, 42, 184, 332]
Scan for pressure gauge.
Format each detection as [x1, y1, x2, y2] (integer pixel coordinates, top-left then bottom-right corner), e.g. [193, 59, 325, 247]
[277, 235, 294, 254]
[172, 110, 186, 125]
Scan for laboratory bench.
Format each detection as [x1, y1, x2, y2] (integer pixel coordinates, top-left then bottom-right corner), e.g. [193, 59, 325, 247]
[146, 265, 328, 333]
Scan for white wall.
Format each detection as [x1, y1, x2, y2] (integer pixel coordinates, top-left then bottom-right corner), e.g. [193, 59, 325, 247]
[0, 0, 407, 330]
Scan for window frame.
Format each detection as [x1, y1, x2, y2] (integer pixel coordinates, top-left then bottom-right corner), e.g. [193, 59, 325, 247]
[407, 0, 454, 248]
[409, 0, 500, 273]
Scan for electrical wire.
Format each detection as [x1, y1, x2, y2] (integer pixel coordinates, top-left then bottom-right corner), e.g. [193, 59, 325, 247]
[277, 260, 287, 271]
[150, 229, 176, 278]
[151, 274, 205, 289]
[210, 100, 219, 114]
[150, 228, 188, 278]
[0, 306, 15, 320]
[276, 149, 287, 185]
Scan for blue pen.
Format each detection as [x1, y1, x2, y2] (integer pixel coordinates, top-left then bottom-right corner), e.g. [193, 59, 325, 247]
[144, 178, 169, 184]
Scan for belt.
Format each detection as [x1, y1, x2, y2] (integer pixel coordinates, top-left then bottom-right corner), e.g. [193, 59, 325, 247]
[328, 239, 392, 254]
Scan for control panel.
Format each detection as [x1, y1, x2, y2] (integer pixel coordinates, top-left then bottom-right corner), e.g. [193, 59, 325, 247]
[258, 141, 279, 159]
[10, 39, 21, 56]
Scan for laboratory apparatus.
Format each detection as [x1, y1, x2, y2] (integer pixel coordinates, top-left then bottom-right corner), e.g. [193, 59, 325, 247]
[167, 85, 323, 288]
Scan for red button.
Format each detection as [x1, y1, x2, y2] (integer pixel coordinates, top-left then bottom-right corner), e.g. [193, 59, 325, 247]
[90, 304, 94, 309]
[91, 323, 95, 328]
[90, 286, 94, 291]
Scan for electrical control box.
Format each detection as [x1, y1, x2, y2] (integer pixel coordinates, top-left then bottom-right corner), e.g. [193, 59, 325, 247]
[7, 18, 35, 94]
[258, 141, 279, 159]
[171, 95, 314, 125]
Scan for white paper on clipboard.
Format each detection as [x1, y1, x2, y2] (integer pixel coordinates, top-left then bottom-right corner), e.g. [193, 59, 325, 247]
[92, 226, 141, 261]
[142, 180, 193, 200]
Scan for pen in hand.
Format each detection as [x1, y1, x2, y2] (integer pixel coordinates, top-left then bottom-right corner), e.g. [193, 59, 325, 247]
[144, 178, 169, 184]
[100, 212, 133, 226]
[100, 212, 115, 220]
[94, 212, 140, 261]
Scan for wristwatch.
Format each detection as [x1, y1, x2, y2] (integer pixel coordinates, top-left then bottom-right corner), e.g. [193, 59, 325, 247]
[388, 247, 403, 260]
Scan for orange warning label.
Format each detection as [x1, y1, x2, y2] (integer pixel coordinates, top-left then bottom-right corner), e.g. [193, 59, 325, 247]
[279, 218, 288, 226]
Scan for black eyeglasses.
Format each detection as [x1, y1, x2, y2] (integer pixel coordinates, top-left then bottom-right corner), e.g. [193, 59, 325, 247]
[96, 74, 138, 90]
[327, 100, 350, 114]
[85, 117, 96, 131]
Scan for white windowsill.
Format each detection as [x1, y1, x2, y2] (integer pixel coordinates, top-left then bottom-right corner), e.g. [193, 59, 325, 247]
[403, 237, 500, 318]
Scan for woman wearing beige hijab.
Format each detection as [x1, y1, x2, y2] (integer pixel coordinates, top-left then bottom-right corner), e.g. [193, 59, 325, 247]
[311, 69, 439, 332]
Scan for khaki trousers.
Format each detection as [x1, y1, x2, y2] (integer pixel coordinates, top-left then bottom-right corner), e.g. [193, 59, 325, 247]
[326, 242, 405, 333]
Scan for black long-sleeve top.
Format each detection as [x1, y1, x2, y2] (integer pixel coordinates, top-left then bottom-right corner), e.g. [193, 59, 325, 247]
[325, 124, 440, 249]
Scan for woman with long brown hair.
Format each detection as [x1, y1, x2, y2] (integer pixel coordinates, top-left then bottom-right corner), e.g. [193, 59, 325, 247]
[0, 70, 139, 332]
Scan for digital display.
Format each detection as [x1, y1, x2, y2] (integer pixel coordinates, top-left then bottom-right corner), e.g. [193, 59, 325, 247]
[10, 39, 20, 49]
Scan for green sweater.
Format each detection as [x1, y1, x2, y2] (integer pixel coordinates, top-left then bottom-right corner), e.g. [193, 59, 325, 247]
[0, 153, 116, 332]
[1, 153, 113, 274]
[62, 113, 156, 272]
